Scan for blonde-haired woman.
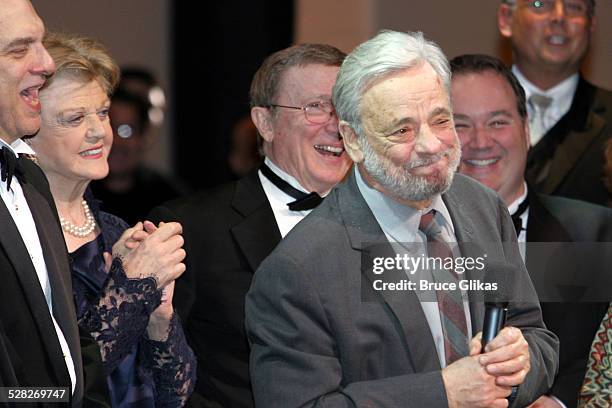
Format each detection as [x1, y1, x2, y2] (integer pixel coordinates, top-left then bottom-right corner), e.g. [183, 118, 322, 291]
[27, 32, 195, 407]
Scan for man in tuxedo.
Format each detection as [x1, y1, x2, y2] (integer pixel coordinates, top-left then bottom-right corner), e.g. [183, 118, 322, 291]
[498, 0, 612, 206]
[451, 53, 612, 407]
[245, 30, 558, 407]
[0, 0, 84, 404]
[148, 44, 351, 407]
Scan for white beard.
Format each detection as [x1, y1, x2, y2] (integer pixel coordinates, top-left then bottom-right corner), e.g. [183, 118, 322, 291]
[360, 134, 460, 202]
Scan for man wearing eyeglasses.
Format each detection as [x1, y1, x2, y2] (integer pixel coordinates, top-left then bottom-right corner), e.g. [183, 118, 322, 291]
[148, 44, 351, 407]
[498, 0, 612, 208]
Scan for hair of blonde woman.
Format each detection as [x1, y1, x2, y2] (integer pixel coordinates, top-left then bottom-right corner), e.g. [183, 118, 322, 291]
[42, 32, 120, 95]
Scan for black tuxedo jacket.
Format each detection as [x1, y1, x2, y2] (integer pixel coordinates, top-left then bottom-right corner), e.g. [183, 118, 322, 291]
[149, 170, 281, 408]
[526, 77, 612, 207]
[0, 158, 83, 406]
[525, 192, 612, 407]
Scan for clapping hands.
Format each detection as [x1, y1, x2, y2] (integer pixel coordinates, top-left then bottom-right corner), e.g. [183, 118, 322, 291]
[108, 220, 186, 289]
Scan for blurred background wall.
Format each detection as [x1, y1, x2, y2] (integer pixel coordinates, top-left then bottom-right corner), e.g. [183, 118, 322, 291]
[33, 0, 173, 175]
[33, 0, 612, 189]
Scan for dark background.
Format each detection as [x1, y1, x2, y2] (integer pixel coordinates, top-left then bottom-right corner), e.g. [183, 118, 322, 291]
[173, 1, 294, 188]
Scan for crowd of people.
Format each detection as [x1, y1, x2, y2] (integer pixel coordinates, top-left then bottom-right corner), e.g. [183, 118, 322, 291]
[0, 0, 609, 407]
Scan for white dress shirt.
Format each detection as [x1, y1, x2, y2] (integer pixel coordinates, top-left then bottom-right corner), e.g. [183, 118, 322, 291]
[258, 157, 315, 238]
[513, 66, 578, 143]
[507, 182, 530, 252]
[0, 138, 76, 394]
[355, 167, 472, 368]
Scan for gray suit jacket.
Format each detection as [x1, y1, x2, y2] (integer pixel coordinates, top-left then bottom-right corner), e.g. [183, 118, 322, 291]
[245, 171, 559, 407]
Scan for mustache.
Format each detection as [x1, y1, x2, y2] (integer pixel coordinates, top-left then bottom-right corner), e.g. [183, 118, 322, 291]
[406, 148, 456, 170]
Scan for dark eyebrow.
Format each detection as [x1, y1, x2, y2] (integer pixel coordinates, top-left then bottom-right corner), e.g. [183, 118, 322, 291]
[430, 107, 452, 118]
[3, 37, 36, 52]
[453, 113, 472, 122]
[453, 110, 514, 122]
[382, 117, 416, 135]
[488, 110, 513, 118]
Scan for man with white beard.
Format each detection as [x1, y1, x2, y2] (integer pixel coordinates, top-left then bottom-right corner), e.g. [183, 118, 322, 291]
[245, 30, 559, 407]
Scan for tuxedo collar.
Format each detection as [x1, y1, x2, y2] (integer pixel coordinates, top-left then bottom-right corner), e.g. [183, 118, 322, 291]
[0, 183, 76, 390]
[525, 189, 572, 243]
[230, 169, 282, 272]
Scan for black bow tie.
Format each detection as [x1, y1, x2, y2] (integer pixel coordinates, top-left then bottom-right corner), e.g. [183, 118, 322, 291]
[260, 163, 323, 211]
[0, 146, 18, 191]
[510, 194, 529, 238]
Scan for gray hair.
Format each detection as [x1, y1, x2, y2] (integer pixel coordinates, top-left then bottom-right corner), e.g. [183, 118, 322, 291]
[332, 30, 450, 138]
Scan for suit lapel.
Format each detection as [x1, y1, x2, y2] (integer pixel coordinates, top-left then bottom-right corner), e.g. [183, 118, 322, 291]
[526, 77, 606, 194]
[338, 172, 441, 372]
[0, 186, 69, 386]
[230, 171, 282, 273]
[526, 193, 572, 243]
[539, 113, 605, 194]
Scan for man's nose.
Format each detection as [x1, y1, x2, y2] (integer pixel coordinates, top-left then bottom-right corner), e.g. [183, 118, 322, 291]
[32, 43, 56, 79]
[471, 126, 495, 149]
[550, 0, 567, 22]
[324, 111, 340, 136]
[414, 125, 444, 155]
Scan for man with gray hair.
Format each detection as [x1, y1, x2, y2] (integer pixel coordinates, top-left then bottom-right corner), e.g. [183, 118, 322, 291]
[246, 30, 559, 407]
[498, 0, 612, 207]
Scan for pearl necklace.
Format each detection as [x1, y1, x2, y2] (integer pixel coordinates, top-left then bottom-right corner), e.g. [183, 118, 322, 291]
[59, 200, 96, 238]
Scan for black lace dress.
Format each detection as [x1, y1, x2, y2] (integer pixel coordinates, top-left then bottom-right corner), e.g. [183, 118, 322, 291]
[71, 202, 195, 407]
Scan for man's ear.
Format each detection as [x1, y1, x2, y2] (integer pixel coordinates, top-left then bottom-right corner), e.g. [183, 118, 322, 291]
[497, 3, 514, 38]
[251, 107, 274, 142]
[522, 118, 531, 150]
[589, 15, 597, 35]
[339, 121, 364, 163]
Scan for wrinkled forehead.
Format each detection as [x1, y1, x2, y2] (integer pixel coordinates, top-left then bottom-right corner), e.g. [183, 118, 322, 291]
[362, 65, 450, 109]
[277, 63, 339, 101]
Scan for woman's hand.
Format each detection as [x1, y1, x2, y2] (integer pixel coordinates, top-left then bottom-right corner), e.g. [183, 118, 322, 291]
[147, 281, 176, 341]
[109, 221, 186, 288]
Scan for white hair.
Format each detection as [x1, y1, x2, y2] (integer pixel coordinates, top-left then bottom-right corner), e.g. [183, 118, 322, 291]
[332, 30, 451, 139]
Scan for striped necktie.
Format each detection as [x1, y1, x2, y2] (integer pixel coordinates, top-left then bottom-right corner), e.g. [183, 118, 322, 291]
[419, 210, 469, 365]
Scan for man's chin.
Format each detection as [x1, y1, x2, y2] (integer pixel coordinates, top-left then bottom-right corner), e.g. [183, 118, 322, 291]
[381, 171, 454, 202]
[18, 121, 42, 139]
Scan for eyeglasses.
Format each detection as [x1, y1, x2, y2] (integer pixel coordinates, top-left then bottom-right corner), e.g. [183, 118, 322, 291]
[265, 100, 336, 124]
[523, 0, 589, 17]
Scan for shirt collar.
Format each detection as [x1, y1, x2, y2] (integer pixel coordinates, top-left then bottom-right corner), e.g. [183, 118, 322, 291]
[0, 137, 35, 157]
[354, 165, 454, 241]
[264, 157, 310, 195]
[507, 181, 529, 215]
[11, 138, 35, 156]
[512, 65, 579, 105]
